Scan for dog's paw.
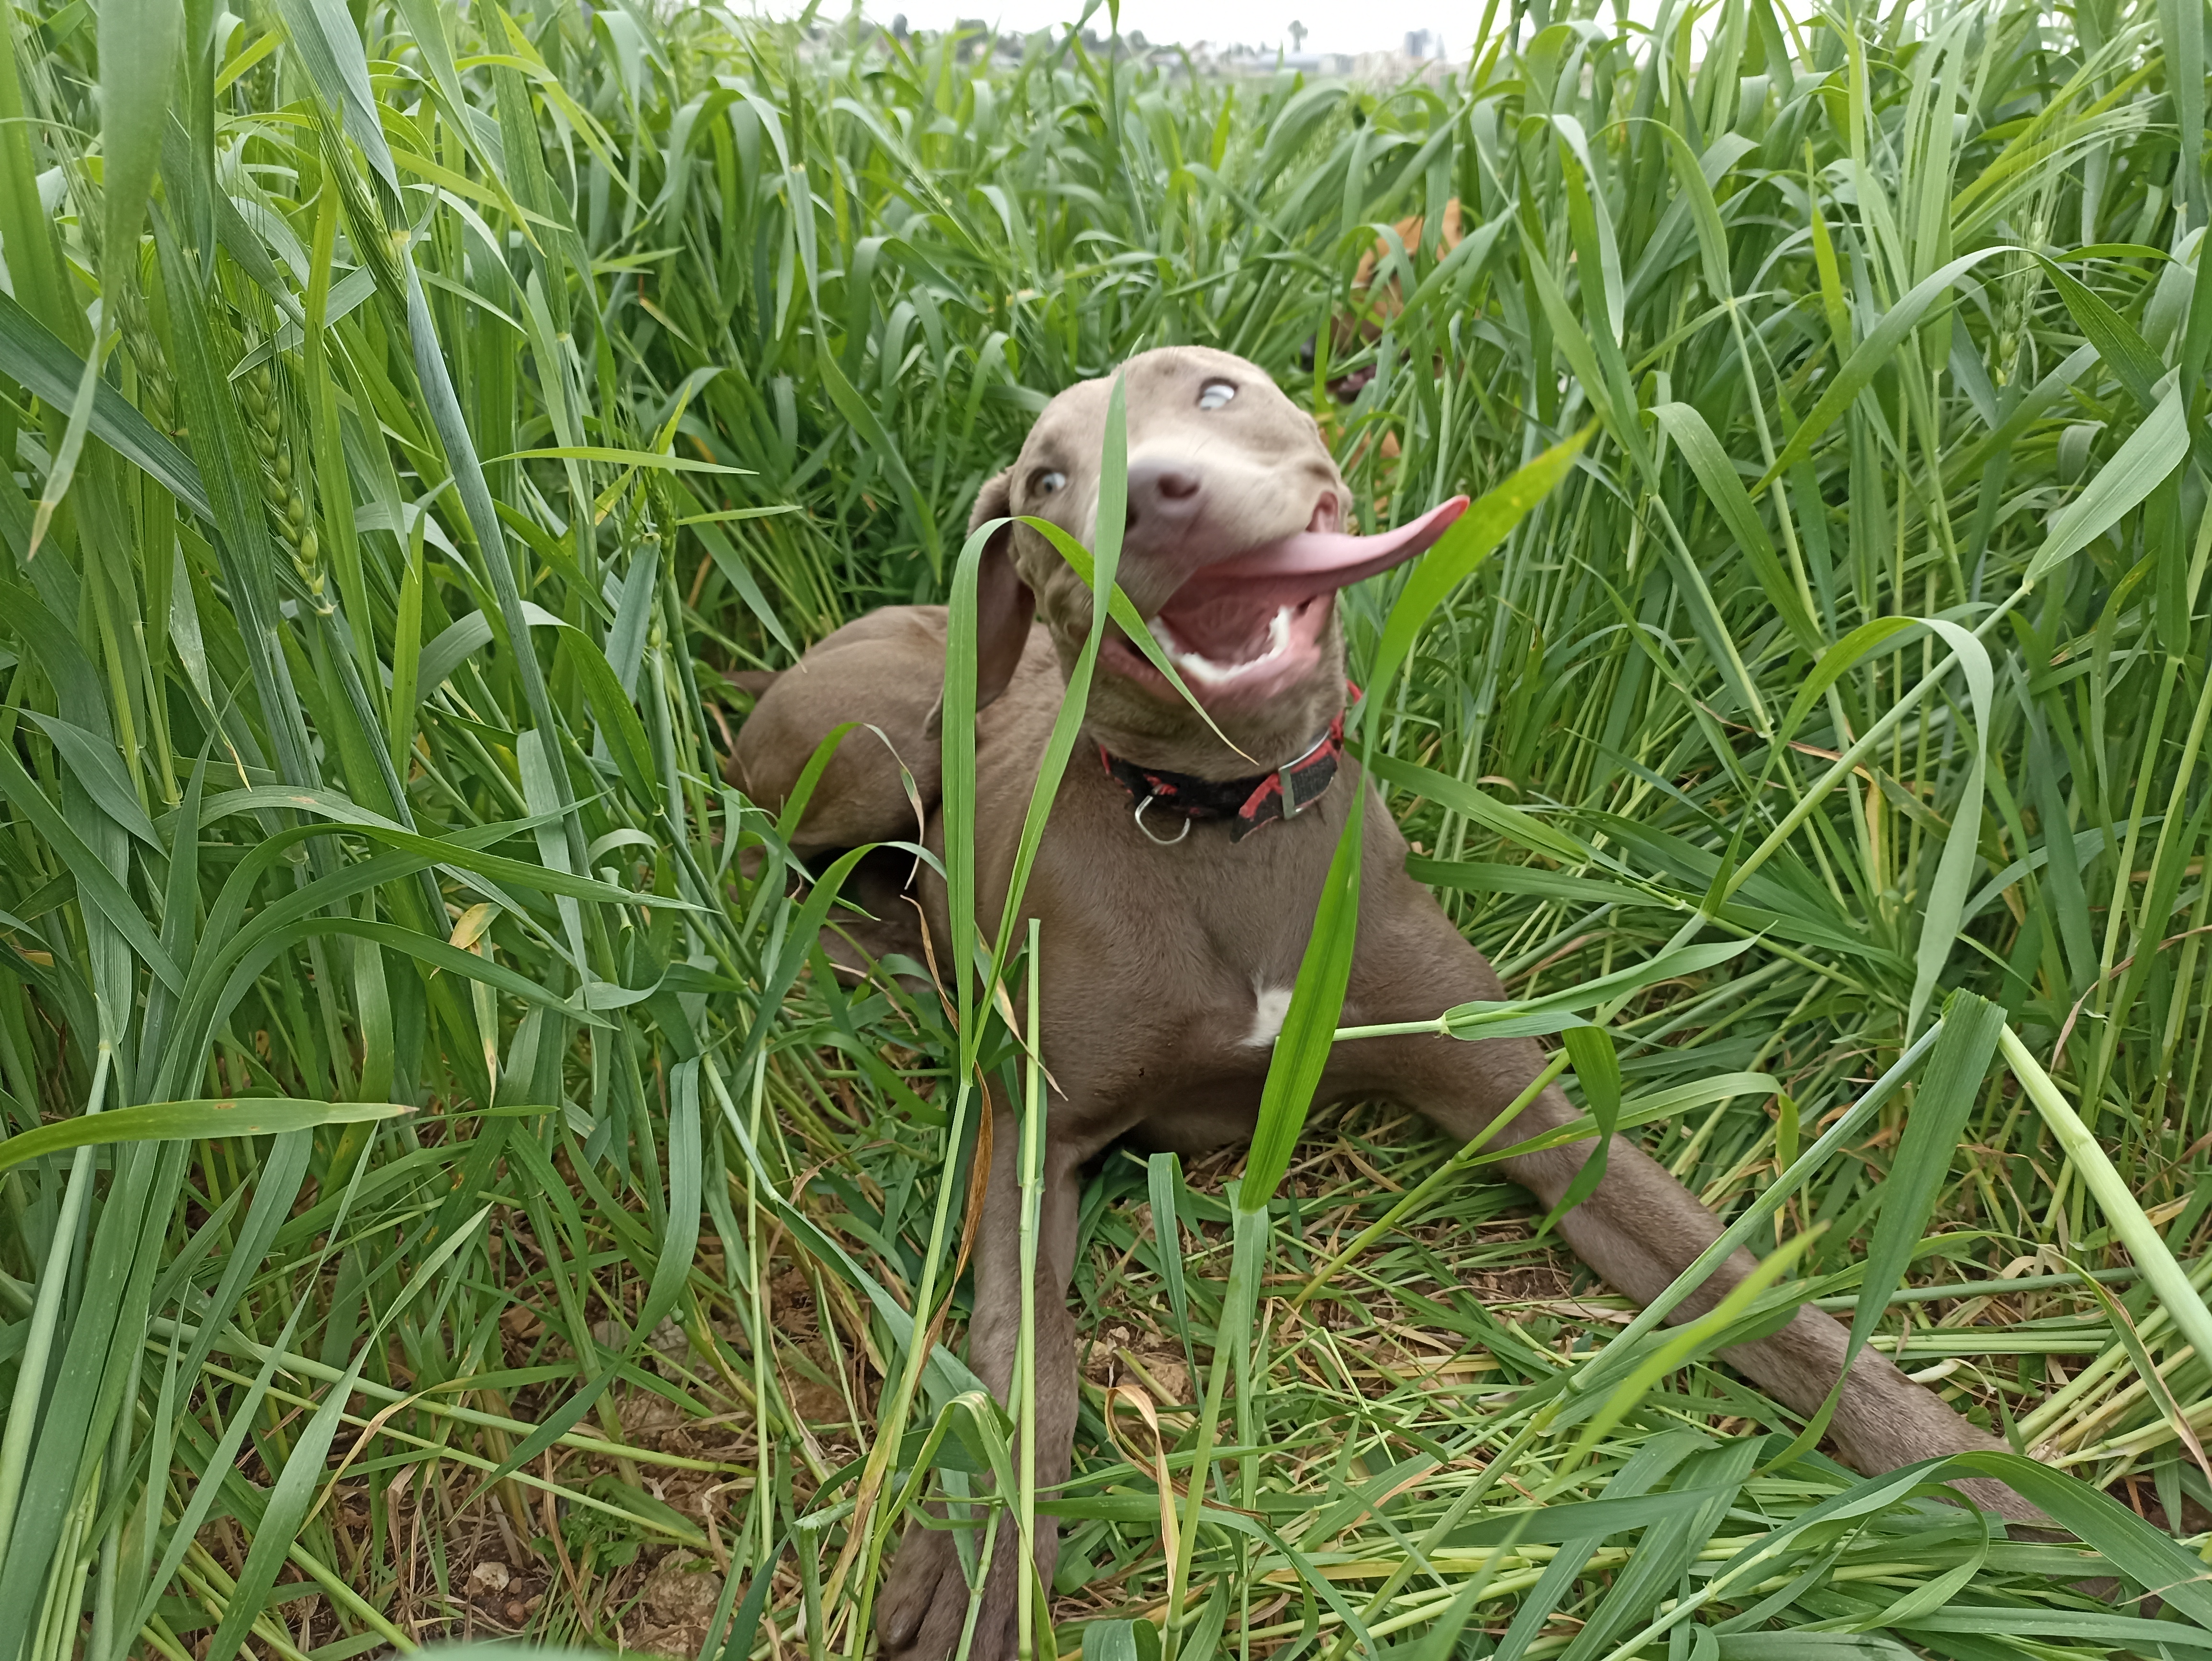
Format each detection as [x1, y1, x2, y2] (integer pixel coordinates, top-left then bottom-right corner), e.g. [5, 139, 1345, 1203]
[876, 1523, 1018, 1661]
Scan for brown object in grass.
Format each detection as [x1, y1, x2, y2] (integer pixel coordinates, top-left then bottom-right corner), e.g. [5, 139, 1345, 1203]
[727, 345, 2043, 1661]
[1305, 200, 1467, 400]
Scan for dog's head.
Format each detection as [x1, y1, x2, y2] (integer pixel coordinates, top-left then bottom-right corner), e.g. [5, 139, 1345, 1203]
[965, 345, 1464, 774]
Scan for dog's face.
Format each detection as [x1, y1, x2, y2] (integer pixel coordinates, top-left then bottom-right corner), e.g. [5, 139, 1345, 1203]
[969, 346, 1462, 774]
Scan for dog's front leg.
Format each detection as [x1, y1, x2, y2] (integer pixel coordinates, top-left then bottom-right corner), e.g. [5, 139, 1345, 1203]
[878, 1085, 1085, 1661]
[1349, 901, 2037, 1520]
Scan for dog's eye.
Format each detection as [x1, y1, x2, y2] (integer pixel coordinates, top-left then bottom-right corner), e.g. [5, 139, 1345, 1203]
[1197, 380, 1237, 411]
[1033, 470, 1067, 497]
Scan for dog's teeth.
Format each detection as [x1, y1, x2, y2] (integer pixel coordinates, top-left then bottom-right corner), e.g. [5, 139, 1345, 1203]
[1161, 606, 1296, 685]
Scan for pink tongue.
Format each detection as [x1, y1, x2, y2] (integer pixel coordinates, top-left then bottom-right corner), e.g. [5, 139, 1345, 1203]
[1172, 497, 1470, 607]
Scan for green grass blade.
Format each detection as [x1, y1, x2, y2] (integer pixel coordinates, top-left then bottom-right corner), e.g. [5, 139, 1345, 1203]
[0, 1098, 407, 1176]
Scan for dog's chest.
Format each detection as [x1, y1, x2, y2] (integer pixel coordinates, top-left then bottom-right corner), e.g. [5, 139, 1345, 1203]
[1125, 868, 1321, 1066]
[1244, 982, 1295, 1048]
[1018, 762, 1370, 1091]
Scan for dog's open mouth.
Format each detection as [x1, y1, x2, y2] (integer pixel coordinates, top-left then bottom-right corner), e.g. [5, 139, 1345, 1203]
[1116, 496, 1470, 708]
[1150, 594, 1316, 689]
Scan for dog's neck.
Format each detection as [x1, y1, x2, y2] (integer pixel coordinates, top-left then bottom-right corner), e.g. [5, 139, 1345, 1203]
[1096, 701, 1344, 774]
[1079, 681, 1348, 779]
[1049, 632, 1351, 780]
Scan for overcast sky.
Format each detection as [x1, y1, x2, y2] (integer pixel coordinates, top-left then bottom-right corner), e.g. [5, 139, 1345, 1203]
[750, 0, 1667, 59]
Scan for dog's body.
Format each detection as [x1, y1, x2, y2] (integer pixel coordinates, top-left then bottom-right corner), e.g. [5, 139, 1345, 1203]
[732, 347, 2028, 1661]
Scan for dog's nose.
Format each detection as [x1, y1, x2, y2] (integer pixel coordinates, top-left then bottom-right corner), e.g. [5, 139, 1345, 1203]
[1126, 459, 1204, 533]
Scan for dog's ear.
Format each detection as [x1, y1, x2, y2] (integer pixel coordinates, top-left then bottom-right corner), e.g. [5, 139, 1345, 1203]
[966, 466, 1035, 713]
[929, 468, 1033, 735]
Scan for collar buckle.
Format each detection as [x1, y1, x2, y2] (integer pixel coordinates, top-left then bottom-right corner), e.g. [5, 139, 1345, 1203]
[1276, 727, 1335, 818]
[1280, 757, 1329, 817]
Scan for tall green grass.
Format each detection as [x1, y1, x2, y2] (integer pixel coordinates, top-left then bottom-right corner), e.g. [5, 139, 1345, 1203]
[0, 0, 2210, 1658]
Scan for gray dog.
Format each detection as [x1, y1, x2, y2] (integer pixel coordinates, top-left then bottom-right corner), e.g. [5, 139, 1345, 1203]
[732, 346, 2031, 1661]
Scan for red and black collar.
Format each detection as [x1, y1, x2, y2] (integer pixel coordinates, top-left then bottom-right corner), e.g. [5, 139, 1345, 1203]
[1099, 687, 1358, 844]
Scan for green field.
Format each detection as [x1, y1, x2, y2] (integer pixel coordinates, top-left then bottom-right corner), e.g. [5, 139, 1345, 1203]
[1, 0, 2211, 1657]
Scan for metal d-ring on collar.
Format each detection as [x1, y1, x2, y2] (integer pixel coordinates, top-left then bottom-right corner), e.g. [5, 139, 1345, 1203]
[1132, 793, 1193, 846]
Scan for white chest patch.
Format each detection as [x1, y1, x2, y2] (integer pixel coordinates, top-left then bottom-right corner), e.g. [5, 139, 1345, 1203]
[1246, 983, 1294, 1049]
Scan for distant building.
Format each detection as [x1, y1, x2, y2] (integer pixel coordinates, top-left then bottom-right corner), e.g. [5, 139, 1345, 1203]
[844, 18, 1459, 85]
